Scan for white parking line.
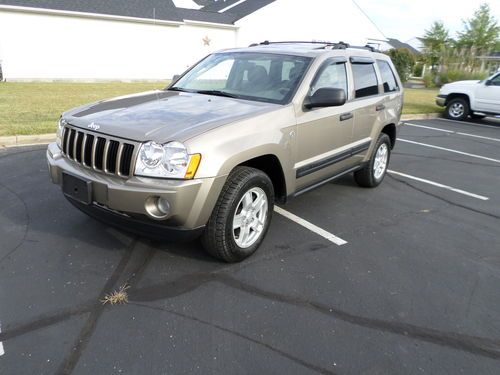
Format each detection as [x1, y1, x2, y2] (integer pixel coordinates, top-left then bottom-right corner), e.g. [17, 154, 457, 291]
[388, 170, 489, 201]
[0, 323, 4, 357]
[404, 122, 500, 142]
[436, 118, 500, 129]
[397, 138, 500, 164]
[274, 206, 348, 246]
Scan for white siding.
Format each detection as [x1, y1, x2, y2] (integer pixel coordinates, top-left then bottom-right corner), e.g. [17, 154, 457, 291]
[0, 10, 235, 80]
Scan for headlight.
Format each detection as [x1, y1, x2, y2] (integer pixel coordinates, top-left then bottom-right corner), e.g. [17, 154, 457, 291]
[56, 118, 66, 149]
[134, 141, 201, 179]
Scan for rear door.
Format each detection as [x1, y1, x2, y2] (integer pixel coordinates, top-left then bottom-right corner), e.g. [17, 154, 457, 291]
[349, 57, 385, 163]
[475, 74, 500, 113]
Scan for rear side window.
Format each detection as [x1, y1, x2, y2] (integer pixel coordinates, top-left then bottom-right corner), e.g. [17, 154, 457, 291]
[377, 60, 399, 93]
[352, 63, 379, 98]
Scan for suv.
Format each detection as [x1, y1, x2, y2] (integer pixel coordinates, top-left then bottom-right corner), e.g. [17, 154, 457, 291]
[47, 41, 403, 262]
[436, 71, 500, 120]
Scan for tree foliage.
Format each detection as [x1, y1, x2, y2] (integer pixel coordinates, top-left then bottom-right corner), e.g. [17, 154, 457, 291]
[457, 3, 500, 53]
[422, 21, 450, 67]
[386, 48, 416, 82]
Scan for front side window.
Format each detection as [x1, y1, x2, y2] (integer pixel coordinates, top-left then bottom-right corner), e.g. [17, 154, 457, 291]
[310, 62, 348, 96]
[171, 52, 311, 104]
[377, 60, 399, 93]
[489, 73, 500, 86]
[352, 63, 379, 98]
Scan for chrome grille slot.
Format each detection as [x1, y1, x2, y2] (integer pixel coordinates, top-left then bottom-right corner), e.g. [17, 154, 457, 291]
[61, 125, 137, 178]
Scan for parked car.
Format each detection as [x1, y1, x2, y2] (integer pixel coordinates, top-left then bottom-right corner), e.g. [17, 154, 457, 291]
[436, 72, 500, 120]
[47, 41, 403, 262]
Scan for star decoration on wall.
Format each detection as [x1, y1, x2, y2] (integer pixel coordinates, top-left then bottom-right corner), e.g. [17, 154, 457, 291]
[202, 36, 211, 46]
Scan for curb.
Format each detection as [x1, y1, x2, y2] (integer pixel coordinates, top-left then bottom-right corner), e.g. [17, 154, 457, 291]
[0, 133, 56, 148]
[401, 113, 442, 121]
[0, 113, 444, 148]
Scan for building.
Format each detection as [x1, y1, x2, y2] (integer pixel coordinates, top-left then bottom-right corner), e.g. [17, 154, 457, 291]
[370, 37, 420, 55]
[0, 0, 387, 81]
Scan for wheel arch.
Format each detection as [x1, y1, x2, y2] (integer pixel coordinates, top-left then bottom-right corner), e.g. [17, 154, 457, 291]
[381, 123, 397, 149]
[445, 93, 471, 107]
[237, 154, 287, 204]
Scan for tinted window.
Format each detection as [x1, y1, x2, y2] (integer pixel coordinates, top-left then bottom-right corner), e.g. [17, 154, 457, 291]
[490, 73, 500, 86]
[377, 60, 399, 93]
[352, 63, 379, 98]
[310, 62, 347, 95]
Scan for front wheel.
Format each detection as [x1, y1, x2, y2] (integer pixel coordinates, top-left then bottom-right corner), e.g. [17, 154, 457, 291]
[354, 133, 391, 188]
[201, 167, 274, 263]
[445, 98, 469, 121]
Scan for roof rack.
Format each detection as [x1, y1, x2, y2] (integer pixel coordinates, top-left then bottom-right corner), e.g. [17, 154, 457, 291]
[249, 40, 379, 52]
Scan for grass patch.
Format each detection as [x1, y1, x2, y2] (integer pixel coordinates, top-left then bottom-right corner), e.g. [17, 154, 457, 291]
[1, 83, 441, 136]
[403, 88, 442, 115]
[0, 82, 169, 136]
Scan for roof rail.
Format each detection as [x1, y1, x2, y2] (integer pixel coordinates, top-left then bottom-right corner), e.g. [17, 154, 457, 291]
[249, 40, 379, 52]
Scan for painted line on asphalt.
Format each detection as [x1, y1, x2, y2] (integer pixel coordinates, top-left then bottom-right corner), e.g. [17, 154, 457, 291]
[0, 323, 4, 356]
[404, 122, 500, 142]
[274, 206, 347, 246]
[397, 138, 500, 164]
[388, 170, 489, 201]
[435, 118, 500, 129]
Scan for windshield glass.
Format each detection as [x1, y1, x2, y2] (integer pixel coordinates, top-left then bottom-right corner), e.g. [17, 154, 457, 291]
[171, 52, 312, 104]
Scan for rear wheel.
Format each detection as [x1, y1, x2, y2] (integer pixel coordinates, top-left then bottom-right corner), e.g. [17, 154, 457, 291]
[354, 133, 391, 188]
[445, 98, 469, 121]
[201, 167, 274, 263]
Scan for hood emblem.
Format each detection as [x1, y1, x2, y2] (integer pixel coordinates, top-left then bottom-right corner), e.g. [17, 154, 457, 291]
[88, 122, 100, 131]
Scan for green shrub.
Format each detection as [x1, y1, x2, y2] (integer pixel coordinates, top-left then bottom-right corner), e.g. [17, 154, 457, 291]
[386, 48, 416, 82]
[438, 70, 488, 84]
[413, 63, 424, 77]
[423, 72, 437, 88]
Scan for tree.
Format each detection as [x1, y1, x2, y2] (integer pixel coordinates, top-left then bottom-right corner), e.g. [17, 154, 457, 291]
[457, 3, 499, 54]
[422, 21, 451, 69]
[386, 48, 416, 82]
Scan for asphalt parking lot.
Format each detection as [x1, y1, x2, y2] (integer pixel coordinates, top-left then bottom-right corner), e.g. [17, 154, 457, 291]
[1, 117, 500, 374]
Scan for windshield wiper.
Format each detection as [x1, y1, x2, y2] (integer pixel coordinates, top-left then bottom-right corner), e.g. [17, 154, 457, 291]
[193, 90, 240, 99]
[168, 86, 189, 92]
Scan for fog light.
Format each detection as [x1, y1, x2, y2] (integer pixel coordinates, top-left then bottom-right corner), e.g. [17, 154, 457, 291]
[145, 196, 170, 219]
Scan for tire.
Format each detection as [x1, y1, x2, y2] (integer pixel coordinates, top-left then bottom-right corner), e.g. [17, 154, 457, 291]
[201, 166, 274, 263]
[445, 98, 469, 121]
[354, 133, 391, 188]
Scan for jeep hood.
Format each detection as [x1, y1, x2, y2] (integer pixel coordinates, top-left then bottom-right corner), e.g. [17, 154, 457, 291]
[444, 80, 481, 88]
[64, 90, 280, 142]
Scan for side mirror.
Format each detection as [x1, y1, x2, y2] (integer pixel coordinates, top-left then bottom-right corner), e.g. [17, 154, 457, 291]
[304, 88, 347, 109]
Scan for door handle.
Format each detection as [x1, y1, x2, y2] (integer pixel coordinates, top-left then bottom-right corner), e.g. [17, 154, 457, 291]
[340, 112, 353, 121]
[376, 104, 386, 111]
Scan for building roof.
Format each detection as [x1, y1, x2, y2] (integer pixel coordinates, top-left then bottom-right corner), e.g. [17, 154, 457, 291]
[0, 0, 275, 25]
[386, 38, 420, 55]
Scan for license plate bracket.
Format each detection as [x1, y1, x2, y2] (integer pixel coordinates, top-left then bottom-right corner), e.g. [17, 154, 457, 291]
[62, 172, 92, 205]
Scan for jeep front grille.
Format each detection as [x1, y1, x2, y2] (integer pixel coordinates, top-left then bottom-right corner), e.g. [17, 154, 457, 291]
[61, 125, 137, 178]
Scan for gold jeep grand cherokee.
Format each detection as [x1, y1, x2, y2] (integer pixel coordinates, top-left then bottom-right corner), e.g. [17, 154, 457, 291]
[47, 41, 403, 262]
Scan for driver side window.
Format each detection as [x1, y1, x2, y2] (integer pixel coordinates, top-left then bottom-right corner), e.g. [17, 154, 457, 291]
[490, 74, 500, 86]
[311, 62, 348, 96]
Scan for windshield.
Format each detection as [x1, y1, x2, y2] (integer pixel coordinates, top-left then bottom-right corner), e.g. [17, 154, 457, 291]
[170, 52, 312, 104]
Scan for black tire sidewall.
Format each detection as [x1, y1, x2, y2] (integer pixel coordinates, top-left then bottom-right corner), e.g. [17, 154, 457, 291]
[223, 172, 274, 261]
[446, 98, 469, 120]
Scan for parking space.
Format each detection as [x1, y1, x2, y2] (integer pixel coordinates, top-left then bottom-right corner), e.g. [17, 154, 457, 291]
[1, 118, 500, 374]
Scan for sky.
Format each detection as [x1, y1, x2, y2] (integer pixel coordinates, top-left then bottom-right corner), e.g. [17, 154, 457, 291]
[354, 0, 500, 42]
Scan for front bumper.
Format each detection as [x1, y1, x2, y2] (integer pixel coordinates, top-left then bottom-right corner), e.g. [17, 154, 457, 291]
[47, 142, 226, 235]
[435, 94, 447, 107]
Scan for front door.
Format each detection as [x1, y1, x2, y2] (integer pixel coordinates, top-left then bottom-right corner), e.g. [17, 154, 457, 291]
[294, 58, 356, 190]
[475, 73, 500, 113]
